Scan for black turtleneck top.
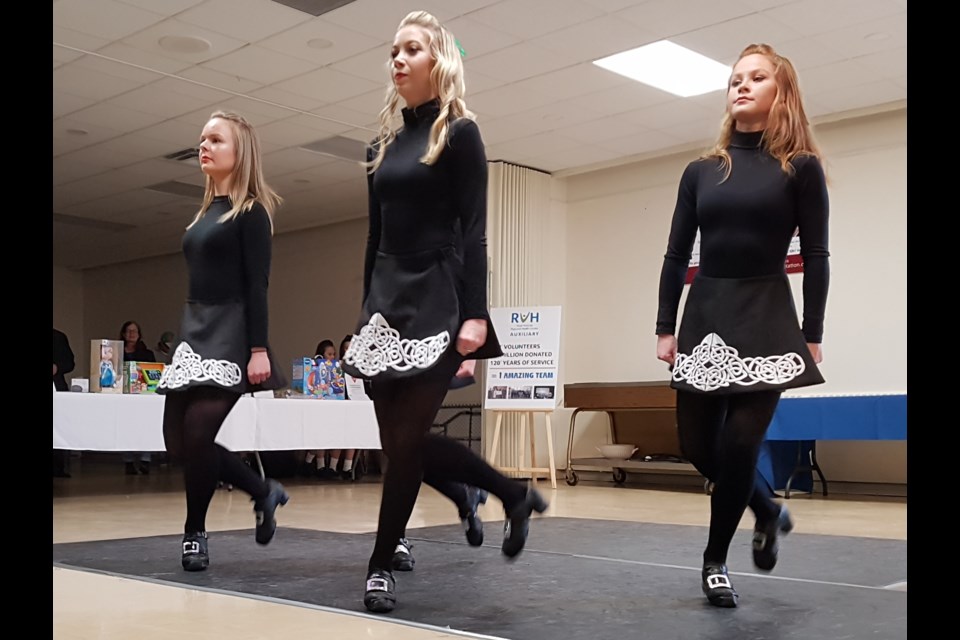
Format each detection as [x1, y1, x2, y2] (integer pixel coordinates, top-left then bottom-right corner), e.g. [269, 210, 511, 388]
[363, 99, 490, 320]
[656, 129, 830, 343]
[182, 196, 272, 348]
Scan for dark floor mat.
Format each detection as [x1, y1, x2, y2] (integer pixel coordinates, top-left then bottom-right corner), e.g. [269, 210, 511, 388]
[53, 518, 906, 640]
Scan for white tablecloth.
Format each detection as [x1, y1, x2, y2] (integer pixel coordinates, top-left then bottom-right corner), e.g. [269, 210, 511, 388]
[52, 392, 381, 451]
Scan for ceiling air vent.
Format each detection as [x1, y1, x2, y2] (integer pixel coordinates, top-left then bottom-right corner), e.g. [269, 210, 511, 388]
[164, 147, 200, 163]
[270, 0, 357, 16]
[299, 135, 366, 163]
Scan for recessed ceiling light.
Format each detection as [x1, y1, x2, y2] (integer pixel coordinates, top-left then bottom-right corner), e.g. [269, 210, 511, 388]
[593, 40, 730, 98]
[864, 32, 890, 41]
[66, 128, 89, 136]
[158, 35, 212, 54]
[307, 38, 334, 50]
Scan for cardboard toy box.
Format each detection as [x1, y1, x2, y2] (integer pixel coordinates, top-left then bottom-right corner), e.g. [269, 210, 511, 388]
[90, 339, 124, 393]
[124, 361, 165, 394]
[291, 357, 323, 398]
[318, 358, 346, 400]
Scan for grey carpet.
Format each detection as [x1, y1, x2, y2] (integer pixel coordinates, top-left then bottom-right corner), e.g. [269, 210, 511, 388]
[53, 517, 906, 640]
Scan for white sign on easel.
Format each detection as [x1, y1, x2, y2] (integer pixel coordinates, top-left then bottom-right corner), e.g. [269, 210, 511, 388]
[484, 306, 561, 411]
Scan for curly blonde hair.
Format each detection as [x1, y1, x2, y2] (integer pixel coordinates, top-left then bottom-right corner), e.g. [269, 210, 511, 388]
[365, 11, 474, 172]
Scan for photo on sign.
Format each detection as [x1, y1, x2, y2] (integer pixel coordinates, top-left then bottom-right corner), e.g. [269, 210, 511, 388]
[509, 387, 533, 399]
[488, 386, 509, 399]
[534, 386, 555, 399]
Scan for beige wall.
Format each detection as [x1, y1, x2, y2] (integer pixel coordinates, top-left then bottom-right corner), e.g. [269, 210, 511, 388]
[562, 108, 907, 484]
[53, 265, 85, 379]
[53, 109, 906, 485]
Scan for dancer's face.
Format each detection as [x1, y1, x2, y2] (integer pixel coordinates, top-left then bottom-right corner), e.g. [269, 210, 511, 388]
[728, 53, 778, 132]
[198, 117, 237, 185]
[391, 24, 436, 107]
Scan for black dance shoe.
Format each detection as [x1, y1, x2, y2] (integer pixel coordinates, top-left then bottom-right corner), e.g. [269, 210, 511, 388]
[364, 568, 397, 613]
[461, 487, 488, 547]
[752, 504, 794, 571]
[502, 486, 549, 558]
[391, 537, 415, 571]
[181, 531, 209, 572]
[253, 479, 289, 545]
[701, 562, 738, 608]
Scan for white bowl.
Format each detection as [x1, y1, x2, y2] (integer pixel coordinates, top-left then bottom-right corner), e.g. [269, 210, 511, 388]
[597, 444, 638, 460]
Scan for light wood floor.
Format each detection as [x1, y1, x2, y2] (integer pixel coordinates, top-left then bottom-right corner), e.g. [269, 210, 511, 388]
[53, 456, 906, 639]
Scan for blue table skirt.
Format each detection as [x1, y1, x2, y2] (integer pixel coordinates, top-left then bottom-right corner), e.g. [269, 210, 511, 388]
[758, 394, 906, 493]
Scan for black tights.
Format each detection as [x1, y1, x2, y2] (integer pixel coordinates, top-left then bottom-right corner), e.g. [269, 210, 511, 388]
[368, 365, 526, 572]
[676, 390, 782, 565]
[162, 386, 268, 534]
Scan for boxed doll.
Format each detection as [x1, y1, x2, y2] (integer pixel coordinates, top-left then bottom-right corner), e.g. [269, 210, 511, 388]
[124, 361, 165, 394]
[291, 357, 323, 398]
[90, 339, 123, 393]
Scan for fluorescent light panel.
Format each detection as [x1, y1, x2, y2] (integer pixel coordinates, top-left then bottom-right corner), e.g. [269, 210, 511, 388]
[593, 40, 730, 98]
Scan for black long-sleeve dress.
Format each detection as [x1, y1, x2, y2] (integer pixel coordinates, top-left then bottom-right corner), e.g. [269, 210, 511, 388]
[656, 130, 830, 394]
[158, 197, 285, 394]
[342, 99, 501, 380]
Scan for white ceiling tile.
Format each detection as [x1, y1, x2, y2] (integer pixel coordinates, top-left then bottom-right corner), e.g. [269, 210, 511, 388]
[518, 63, 631, 102]
[283, 113, 357, 138]
[54, 145, 149, 178]
[764, 0, 904, 36]
[176, 66, 264, 96]
[527, 144, 627, 172]
[798, 58, 881, 94]
[462, 70, 502, 95]
[53, 119, 125, 156]
[443, 17, 523, 59]
[311, 95, 384, 131]
[598, 128, 685, 155]
[273, 67, 383, 103]
[257, 18, 384, 65]
[328, 46, 394, 84]
[116, 0, 206, 16]
[468, 0, 605, 40]
[176, 0, 313, 42]
[322, 0, 413, 39]
[533, 15, 659, 63]
[69, 53, 164, 84]
[263, 148, 339, 175]
[108, 84, 223, 119]
[470, 85, 558, 119]
[339, 127, 379, 144]
[200, 45, 319, 85]
[53, 26, 111, 52]
[560, 115, 648, 144]
[149, 76, 235, 102]
[53, 156, 112, 186]
[66, 103, 163, 134]
[119, 18, 248, 64]
[489, 132, 584, 158]
[660, 118, 722, 145]
[90, 134, 199, 167]
[614, 0, 756, 39]
[468, 42, 573, 83]
[53, 0, 165, 40]
[811, 14, 907, 59]
[257, 117, 347, 149]
[852, 47, 907, 82]
[53, 92, 100, 119]
[671, 13, 804, 64]
[807, 79, 905, 114]
[578, 0, 652, 12]
[769, 37, 848, 71]
[94, 42, 195, 75]
[194, 97, 295, 125]
[566, 81, 675, 117]
[101, 160, 198, 190]
[413, 0, 505, 21]
[138, 119, 206, 146]
[248, 86, 329, 114]
[54, 46, 84, 68]
[617, 99, 716, 130]
[737, 0, 799, 8]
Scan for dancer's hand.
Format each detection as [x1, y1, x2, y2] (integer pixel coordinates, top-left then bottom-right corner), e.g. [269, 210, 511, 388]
[248, 350, 271, 385]
[657, 334, 677, 366]
[53, 363, 58, 376]
[807, 343, 823, 364]
[457, 319, 487, 356]
[455, 358, 477, 378]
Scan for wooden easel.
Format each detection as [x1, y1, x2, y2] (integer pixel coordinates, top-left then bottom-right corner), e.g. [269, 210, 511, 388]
[488, 410, 557, 489]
